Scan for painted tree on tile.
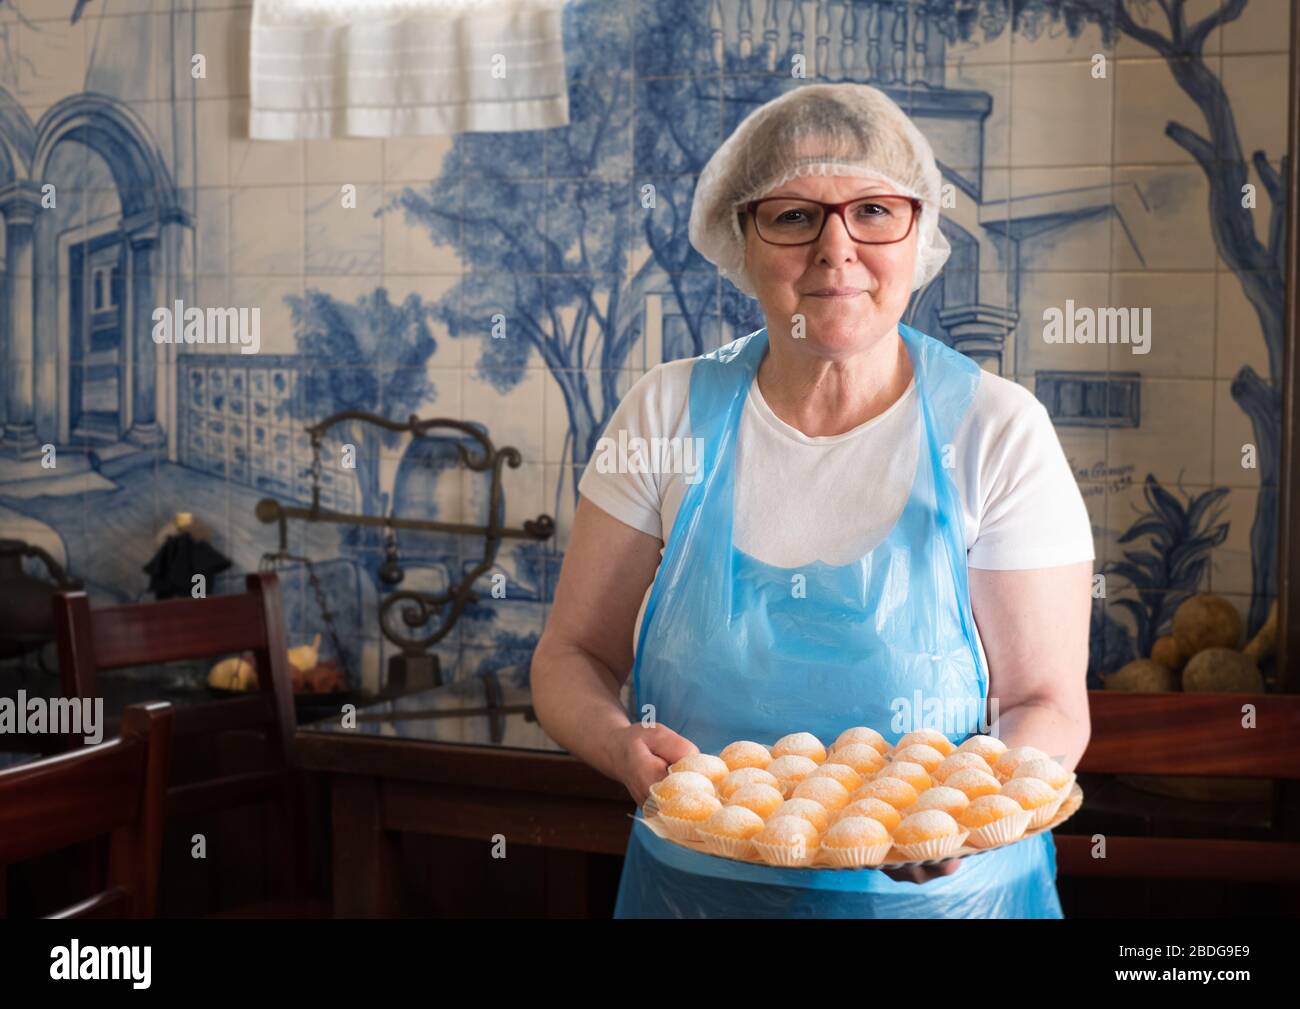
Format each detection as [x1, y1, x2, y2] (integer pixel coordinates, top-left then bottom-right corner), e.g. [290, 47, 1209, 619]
[284, 287, 438, 547]
[390, 0, 741, 511]
[1110, 0, 1285, 638]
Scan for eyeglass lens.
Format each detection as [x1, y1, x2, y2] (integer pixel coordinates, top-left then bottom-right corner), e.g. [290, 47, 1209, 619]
[752, 196, 914, 245]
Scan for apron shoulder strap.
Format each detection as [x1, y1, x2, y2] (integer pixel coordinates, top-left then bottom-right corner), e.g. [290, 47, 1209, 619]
[688, 327, 768, 443]
[899, 323, 988, 690]
[898, 322, 982, 449]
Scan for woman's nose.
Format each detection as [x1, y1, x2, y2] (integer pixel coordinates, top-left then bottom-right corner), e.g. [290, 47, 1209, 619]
[814, 210, 859, 265]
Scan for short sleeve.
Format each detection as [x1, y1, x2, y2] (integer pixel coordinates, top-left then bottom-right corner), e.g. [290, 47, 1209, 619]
[966, 395, 1096, 570]
[576, 364, 682, 540]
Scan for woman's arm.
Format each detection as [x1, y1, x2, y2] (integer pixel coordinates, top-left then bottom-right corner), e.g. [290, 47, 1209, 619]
[531, 496, 699, 804]
[969, 561, 1094, 773]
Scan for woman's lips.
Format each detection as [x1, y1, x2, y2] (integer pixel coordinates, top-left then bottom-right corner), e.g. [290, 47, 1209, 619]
[807, 289, 863, 299]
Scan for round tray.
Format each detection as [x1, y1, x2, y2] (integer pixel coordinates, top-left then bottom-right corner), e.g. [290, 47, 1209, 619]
[639, 780, 1083, 870]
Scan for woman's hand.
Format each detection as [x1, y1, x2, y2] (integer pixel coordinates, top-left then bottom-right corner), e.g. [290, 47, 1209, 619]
[605, 723, 699, 806]
[881, 858, 963, 884]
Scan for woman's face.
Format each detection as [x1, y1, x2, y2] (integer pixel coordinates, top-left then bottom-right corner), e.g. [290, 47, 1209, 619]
[742, 174, 919, 357]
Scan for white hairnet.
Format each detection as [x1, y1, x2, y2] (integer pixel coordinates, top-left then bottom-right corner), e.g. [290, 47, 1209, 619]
[688, 83, 951, 298]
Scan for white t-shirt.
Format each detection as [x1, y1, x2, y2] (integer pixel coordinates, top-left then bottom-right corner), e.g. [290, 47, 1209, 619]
[577, 354, 1096, 660]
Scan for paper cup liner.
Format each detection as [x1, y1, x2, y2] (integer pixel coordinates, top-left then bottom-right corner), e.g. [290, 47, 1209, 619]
[697, 832, 757, 860]
[1053, 784, 1083, 822]
[966, 809, 1032, 849]
[1028, 796, 1065, 830]
[894, 831, 968, 861]
[817, 841, 894, 868]
[655, 814, 704, 843]
[752, 840, 817, 867]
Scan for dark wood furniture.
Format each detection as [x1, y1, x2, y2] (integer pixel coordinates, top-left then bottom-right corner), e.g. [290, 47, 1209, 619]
[1056, 691, 1300, 897]
[0, 702, 173, 918]
[294, 677, 633, 917]
[52, 571, 326, 917]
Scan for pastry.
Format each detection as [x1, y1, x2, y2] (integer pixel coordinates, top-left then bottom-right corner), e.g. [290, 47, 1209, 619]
[893, 809, 967, 860]
[957, 734, 1008, 767]
[696, 805, 766, 858]
[874, 760, 931, 794]
[933, 751, 994, 782]
[825, 742, 886, 776]
[853, 776, 919, 811]
[889, 743, 945, 774]
[752, 815, 819, 867]
[808, 761, 863, 794]
[959, 794, 1031, 849]
[993, 745, 1050, 783]
[895, 729, 956, 757]
[832, 726, 889, 757]
[719, 766, 781, 800]
[720, 740, 773, 771]
[725, 782, 785, 819]
[911, 785, 970, 819]
[819, 816, 892, 867]
[1012, 757, 1072, 796]
[1000, 776, 1063, 829]
[656, 791, 722, 841]
[791, 775, 851, 813]
[773, 798, 831, 834]
[834, 797, 902, 834]
[942, 767, 1001, 801]
[771, 732, 828, 764]
[766, 755, 819, 796]
[648, 770, 715, 805]
[669, 753, 730, 787]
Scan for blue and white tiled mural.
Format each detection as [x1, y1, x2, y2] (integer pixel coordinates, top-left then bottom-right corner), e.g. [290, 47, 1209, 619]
[0, 0, 1290, 692]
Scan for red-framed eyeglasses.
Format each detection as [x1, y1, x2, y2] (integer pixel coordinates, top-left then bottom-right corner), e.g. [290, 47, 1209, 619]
[742, 195, 922, 246]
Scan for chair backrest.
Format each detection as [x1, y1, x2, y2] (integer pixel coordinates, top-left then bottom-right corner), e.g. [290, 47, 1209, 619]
[1056, 690, 1300, 886]
[51, 572, 309, 899]
[0, 702, 173, 918]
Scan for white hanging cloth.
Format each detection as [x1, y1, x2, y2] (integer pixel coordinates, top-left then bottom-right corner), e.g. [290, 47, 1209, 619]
[250, 0, 570, 138]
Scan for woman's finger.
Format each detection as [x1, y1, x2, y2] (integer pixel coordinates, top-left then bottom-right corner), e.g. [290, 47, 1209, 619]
[645, 725, 699, 765]
[882, 857, 963, 884]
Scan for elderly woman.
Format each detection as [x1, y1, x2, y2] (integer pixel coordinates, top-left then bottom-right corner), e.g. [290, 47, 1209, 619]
[531, 84, 1093, 918]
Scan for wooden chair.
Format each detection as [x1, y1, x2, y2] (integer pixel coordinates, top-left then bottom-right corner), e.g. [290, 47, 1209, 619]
[0, 702, 173, 918]
[1056, 691, 1300, 902]
[52, 571, 327, 917]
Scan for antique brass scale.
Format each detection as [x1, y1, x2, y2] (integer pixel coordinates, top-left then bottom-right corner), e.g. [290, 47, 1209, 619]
[255, 409, 554, 692]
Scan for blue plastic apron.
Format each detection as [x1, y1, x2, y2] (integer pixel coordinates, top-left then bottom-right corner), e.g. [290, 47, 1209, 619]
[612, 323, 1063, 918]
